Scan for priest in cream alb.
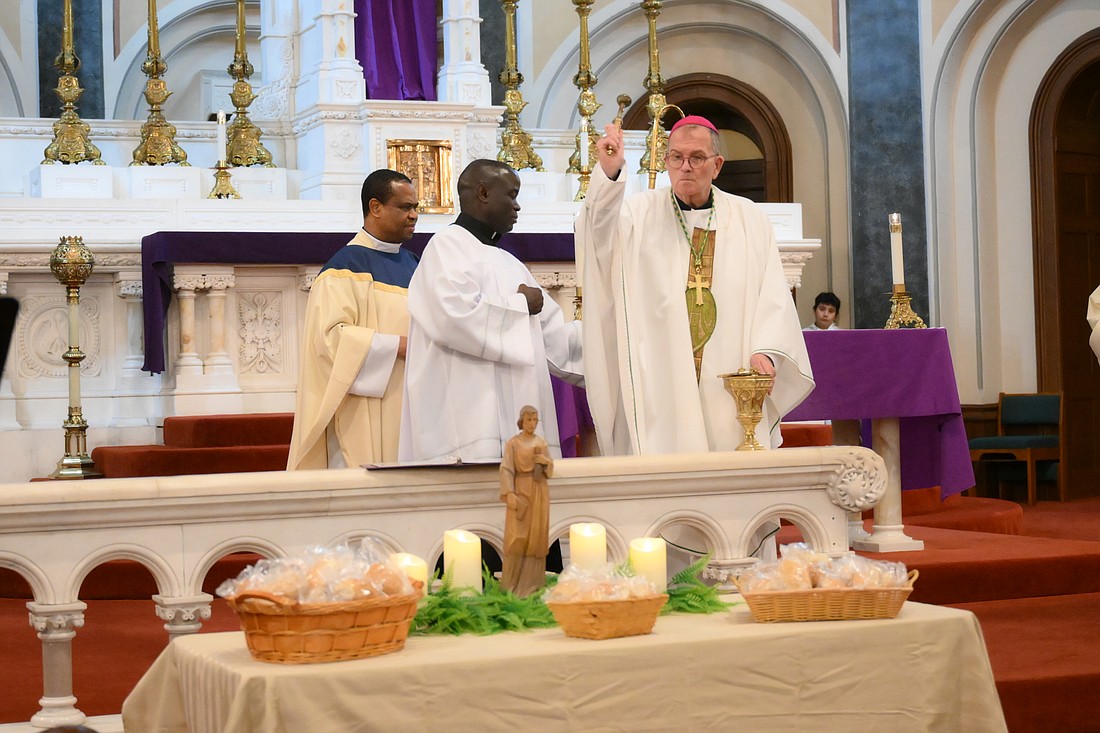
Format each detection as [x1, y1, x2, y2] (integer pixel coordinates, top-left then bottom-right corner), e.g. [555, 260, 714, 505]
[576, 115, 813, 455]
[287, 170, 421, 469]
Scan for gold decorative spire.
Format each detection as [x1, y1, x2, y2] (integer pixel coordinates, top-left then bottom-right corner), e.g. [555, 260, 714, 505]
[497, 0, 543, 171]
[638, 0, 668, 177]
[131, 0, 189, 165]
[569, 0, 600, 200]
[42, 0, 103, 165]
[226, 0, 273, 167]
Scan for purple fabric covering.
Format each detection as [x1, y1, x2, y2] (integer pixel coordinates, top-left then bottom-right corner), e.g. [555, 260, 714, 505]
[140, 229, 577, 373]
[551, 377, 593, 458]
[786, 328, 975, 497]
[354, 0, 437, 101]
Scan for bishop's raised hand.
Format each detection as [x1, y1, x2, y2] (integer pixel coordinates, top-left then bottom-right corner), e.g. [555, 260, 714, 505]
[597, 124, 625, 180]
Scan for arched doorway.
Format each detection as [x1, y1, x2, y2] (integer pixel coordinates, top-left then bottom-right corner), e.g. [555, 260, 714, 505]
[621, 73, 792, 203]
[1031, 30, 1100, 500]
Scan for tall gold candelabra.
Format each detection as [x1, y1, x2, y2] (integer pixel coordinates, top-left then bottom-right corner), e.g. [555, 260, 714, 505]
[226, 0, 272, 167]
[42, 0, 102, 165]
[497, 0, 543, 171]
[638, 0, 668, 181]
[48, 236, 102, 480]
[131, 0, 189, 166]
[569, 0, 600, 200]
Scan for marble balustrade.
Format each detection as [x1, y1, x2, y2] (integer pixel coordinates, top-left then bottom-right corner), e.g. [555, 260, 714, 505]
[0, 445, 885, 727]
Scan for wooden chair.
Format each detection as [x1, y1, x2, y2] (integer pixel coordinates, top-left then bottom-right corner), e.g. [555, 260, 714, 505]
[968, 392, 1063, 506]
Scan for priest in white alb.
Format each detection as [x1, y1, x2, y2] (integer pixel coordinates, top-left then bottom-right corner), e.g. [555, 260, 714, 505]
[577, 115, 813, 455]
[399, 160, 583, 463]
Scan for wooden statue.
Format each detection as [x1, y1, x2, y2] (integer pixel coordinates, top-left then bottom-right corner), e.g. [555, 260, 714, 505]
[499, 405, 553, 597]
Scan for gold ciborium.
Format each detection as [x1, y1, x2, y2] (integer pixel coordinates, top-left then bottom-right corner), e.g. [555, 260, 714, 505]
[719, 368, 774, 451]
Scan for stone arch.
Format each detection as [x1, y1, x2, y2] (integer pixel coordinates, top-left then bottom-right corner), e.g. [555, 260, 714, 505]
[108, 0, 259, 121]
[188, 536, 284, 594]
[0, 551, 52, 603]
[739, 503, 840, 558]
[66, 544, 179, 601]
[927, 0, 1100, 399]
[645, 510, 732, 559]
[329, 529, 405, 557]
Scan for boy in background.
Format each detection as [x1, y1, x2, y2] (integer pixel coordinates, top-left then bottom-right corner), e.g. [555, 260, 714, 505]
[805, 291, 841, 331]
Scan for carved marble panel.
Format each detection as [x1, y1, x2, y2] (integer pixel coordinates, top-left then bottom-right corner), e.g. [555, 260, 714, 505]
[16, 295, 101, 379]
[238, 291, 284, 374]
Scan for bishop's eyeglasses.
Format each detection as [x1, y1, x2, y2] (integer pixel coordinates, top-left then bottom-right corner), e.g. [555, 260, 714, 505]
[665, 152, 718, 170]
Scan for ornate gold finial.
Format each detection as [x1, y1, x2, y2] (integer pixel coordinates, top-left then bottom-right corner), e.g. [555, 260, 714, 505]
[497, 0, 543, 171]
[638, 0, 668, 177]
[647, 101, 683, 189]
[42, 0, 103, 165]
[719, 368, 775, 451]
[569, 0, 600, 200]
[48, 236, 103, 480]
[225, 0, 273, 167]
[131, 0, 189, 166]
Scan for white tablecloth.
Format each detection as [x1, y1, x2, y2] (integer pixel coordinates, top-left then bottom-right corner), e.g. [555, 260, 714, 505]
[122, 601, 1007, 733]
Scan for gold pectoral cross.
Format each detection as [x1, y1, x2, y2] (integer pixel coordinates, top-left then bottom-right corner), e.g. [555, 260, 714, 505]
[689, 271, 710, 306]
[685, 227, 717, 381]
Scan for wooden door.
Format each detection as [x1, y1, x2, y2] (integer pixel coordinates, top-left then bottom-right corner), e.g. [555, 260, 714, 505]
[1032, 34, 1100, 499]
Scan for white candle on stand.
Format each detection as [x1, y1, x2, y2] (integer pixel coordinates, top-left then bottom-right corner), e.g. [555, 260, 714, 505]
[216, 110, 227, 164]
[629, 537, 667, 591]
[569, 523, 606, 571]
[889, 212, 904, 287]
[389, 552, 428, 587]
[443, 529, 482, 592]
[579, 118, 589, 171]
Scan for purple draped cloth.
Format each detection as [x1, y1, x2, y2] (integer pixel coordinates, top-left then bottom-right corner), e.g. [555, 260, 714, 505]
[354, 0, 437, 101]
[140, 230, 577, 374]
[786, 328, 975, 497]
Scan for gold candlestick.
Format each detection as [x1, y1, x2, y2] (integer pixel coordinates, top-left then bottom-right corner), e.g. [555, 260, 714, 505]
[226, 0, 273, 167]
[208, 161, 241, 199]
[638, 0, 668, 179]
[497, 0, 543, 171]
[48, 236, 102, 480]
[719, 369, 775, 451]
[569, 0, 600, 200]
[885, 285, 927, 329]
[42, 0, 103, 165]
[131, 0, 189, 166]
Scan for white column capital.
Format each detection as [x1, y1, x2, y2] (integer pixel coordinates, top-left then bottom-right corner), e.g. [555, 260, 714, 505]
[154, 593, 214, 638]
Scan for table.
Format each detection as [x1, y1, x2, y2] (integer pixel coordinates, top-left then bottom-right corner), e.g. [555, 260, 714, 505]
[787, 328, 975, 550]
[122, 602, 1006, 733]
[140, 230, 576, 373]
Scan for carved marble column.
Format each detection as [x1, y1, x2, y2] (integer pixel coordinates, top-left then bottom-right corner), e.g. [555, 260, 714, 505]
[27, 601, 87, 727]
[203, 270, 236, 375]
[114, 272, 144, 374]
[437, 0, 492, 106]
[172, 272, 205, 376]
[0, 270, 8, 295]
[153, 593, 213, 640]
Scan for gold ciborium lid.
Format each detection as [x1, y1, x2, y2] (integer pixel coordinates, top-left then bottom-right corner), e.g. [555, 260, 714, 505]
[718, 368, 774, 451]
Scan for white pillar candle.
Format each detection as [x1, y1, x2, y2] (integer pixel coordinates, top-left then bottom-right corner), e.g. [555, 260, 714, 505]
[569, 523, 606, 571]
[216, 110, 227, 164]
[579, 118, 589, 171]
[628, 537, 667, 591]
[443, 529, 482, 592]
[889, 212, 904, 287]
[390, 552, 428, 587]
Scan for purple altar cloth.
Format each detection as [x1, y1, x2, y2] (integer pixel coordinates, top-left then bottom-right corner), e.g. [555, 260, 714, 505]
[141, 230, 577, 374]
[786, 328, 975, 497]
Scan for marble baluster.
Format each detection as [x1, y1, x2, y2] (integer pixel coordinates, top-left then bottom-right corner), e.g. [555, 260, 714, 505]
[27, 602, 87, 728]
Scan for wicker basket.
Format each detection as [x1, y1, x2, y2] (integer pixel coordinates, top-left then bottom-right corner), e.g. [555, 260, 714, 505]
[227, 588, 421, 664]
[736, 569, 918, 623]
[546, 594, 669, 640]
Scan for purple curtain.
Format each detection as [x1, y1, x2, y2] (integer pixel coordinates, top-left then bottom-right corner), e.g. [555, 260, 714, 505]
[355, 0, 438, 101]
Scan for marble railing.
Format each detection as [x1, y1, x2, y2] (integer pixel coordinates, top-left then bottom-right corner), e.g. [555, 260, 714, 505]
[0, 446, 884, 727]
